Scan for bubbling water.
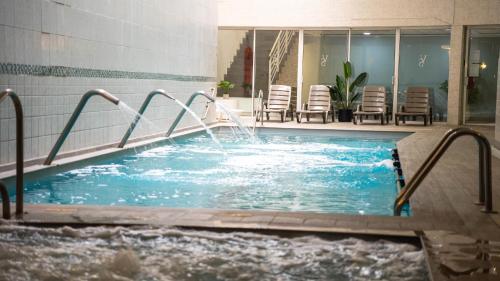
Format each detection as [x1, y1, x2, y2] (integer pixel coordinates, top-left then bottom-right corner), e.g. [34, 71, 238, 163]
[117, 101, 177, 148]
[215, 101, 256, 141]
[0, 224, 429, 281]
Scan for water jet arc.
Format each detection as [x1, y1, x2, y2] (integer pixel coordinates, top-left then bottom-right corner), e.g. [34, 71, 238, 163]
[165, 91, 215, 137]
[44, 89, 120, 165]
[118, 89, 175, 148]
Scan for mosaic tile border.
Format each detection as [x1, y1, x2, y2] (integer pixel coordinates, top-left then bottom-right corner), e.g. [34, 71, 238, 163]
[0, 63, 215, 82]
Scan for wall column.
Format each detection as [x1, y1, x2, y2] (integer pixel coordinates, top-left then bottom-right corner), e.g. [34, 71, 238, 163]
[495, 50, 500, 148]
[447, 25, 466, 125]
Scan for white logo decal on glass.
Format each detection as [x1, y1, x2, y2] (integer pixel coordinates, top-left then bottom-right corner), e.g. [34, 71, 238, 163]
[320, 54, 328, 67]
[418, 55, 428, 68]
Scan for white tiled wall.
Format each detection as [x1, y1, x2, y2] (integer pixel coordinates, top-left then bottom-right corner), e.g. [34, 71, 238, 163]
[0, 0, 217, 166]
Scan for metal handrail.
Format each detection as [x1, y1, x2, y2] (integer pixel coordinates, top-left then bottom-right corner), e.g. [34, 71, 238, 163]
[268, 30, 296, 86]
[252, 90, 264, 133]
[0, 89, 23, 217]
[165, 91, 215, 137]
[118, 89, 175, 148]
[201, 88, 216, 120]
[44, 89, 120, 165]
[0, 181, 11, 219]
[394, 127, 493, 216]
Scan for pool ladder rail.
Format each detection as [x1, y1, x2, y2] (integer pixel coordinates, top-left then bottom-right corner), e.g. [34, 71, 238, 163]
[44, 89, 120, 165]
[201, 88, 216, 121]
[0, 89, 23, 218]
[165, 91, 216, 138]
[252, 90, 264, 133]
[0, 181, 11, 219]
[393, 127, 493, 216]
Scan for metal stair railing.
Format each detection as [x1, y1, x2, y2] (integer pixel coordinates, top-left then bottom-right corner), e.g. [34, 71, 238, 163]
[268, 30, 296, 86]
[0, 89, 23, 217]
[393, 127, 493, 216]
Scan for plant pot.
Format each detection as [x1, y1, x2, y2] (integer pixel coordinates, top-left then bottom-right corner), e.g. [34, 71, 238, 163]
[223, 93, 229, 99]
[337, 109, 353, 122]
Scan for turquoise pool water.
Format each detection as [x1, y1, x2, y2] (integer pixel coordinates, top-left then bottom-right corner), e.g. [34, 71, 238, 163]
[14, 129, 408, 215]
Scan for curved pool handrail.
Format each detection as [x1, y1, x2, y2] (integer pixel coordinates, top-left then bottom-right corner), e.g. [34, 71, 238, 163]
[394, 127, 493, 216]
[0, 181, 11, 219]
[201, 88, 216, 120]
[44, 89, 120, 165]
[165, 91, 216, 137]
[118, 89, 175, 148]
[253, 89, 264, 133]
[0, 89, 23, 217]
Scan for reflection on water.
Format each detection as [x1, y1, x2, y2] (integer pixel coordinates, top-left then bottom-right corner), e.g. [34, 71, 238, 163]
[0, 224, 429, 281]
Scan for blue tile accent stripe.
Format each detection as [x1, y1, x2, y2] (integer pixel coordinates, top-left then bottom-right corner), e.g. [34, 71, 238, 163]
[0, 63, 215, 82]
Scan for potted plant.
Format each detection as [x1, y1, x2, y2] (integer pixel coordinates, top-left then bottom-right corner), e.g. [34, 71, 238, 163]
[217, 80, 234, 99]
[242, 82, 252, 96]
[327, 61, 367, 122]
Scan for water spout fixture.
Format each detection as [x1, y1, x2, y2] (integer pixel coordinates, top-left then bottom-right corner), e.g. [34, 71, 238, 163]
[118, 89, 175, 148]
[0, 181, 11, 219]
[44, 89, 120, 165]
[165, 91, 216, 137]
[0, 89, 23, 217]
[201, 88, 216, 120]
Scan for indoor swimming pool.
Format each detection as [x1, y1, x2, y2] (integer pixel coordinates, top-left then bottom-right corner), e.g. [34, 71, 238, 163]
[9, 129, 409, 216]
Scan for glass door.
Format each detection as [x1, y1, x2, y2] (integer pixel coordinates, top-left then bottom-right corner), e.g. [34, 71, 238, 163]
[301, 30, 348, 106]
[398, 29, 450, 121]
[217, 29, 254, 97]
[465, 27, 500, 123]
[350, 30, 396, 113]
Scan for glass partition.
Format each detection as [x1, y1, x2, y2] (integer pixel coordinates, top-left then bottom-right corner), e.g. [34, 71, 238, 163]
[255, 30, 299, 105]
[350, 30, 396, 110]
[465, 27, 500, 123]
[399, 29, 450, 121]
[217, 29, 254, 97]
[301, 30, 348, 105]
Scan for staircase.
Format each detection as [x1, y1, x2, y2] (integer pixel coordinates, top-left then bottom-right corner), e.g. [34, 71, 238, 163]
[274, 33, 299, 87]
[222, 30, 298, 98]
[223, 31, 253, 97]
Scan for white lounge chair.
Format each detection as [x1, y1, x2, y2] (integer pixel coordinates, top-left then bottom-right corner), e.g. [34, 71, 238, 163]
[395, 87, 432, 126]
[296, 85, 332, 123]
[353, 86, 388, 125]
[256, 85, 292, 122]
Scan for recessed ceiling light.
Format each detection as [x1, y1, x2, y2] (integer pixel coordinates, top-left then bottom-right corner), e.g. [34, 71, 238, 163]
[363, 32, 371, 36]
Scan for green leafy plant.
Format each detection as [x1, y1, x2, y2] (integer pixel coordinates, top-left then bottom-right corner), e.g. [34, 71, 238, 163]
[327, 61, 367, 110]
[241, 82, 252, 95]
[439, 80, 448, 93]
[217, 80, 234, 96]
